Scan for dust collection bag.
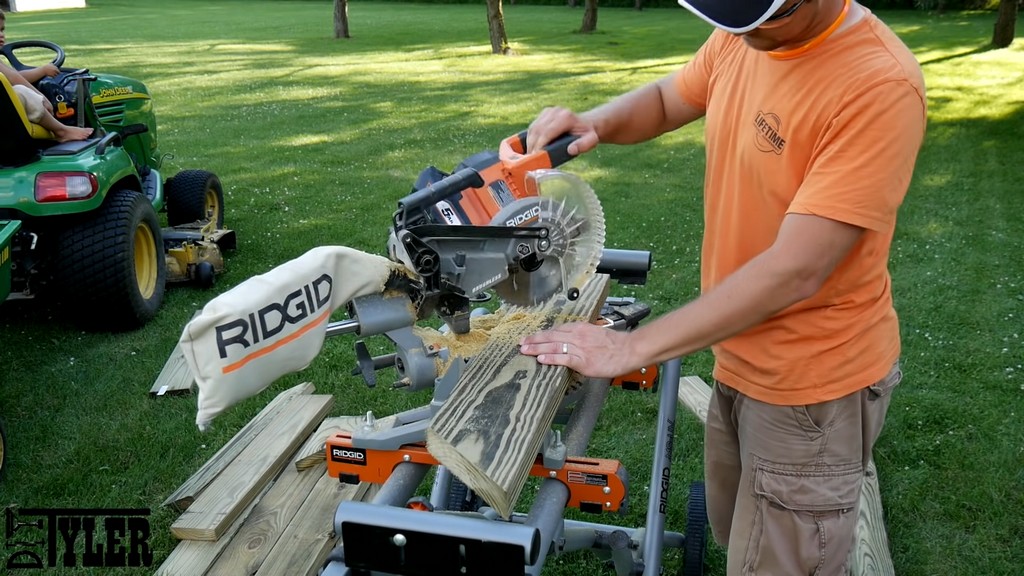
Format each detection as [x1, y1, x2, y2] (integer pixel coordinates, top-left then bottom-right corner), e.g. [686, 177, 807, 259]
[179, 245, 405, 431]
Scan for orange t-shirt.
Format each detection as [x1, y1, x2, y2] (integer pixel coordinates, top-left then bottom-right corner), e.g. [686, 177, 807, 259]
[675, 11, 926, 405]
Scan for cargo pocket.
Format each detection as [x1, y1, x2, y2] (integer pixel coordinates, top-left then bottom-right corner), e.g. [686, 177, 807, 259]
[743, 460, 862, 576]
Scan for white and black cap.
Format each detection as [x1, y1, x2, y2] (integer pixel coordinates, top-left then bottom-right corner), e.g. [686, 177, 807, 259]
[676, 0, 790, 34]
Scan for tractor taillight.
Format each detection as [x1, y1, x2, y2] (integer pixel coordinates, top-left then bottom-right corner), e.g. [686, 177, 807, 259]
[35, 172, 99, 203]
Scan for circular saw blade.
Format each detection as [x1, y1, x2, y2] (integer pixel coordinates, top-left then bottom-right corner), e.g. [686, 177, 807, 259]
[491, 170, 605, 306]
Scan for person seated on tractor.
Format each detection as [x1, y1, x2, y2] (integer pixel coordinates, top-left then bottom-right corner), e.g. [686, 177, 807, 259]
[0, 10, 91, 143]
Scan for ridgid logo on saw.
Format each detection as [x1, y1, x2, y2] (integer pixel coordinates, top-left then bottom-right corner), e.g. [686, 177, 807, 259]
[505, 205, 541, 227]
[214, 274, 333, 360]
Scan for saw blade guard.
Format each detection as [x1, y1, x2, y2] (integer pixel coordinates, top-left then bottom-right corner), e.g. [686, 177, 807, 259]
[492, 169, 605, 305]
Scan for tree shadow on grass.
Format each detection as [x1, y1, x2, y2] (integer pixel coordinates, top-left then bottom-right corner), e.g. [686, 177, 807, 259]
[918, 42, 999, 66]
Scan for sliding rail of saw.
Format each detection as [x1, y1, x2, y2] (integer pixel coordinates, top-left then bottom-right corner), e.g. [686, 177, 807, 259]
[316, 277, 707, 576]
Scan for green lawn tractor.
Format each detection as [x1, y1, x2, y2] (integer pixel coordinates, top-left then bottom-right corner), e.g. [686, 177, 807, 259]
[0, 40, 235, 331]
[0, 219, 17, 478]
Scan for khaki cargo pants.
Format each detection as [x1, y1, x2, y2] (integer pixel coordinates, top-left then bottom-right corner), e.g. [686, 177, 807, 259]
[704, 362, 901, 576]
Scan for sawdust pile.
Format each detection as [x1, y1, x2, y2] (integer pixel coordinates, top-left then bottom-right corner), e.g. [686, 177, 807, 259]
[411, 308, 555, 374]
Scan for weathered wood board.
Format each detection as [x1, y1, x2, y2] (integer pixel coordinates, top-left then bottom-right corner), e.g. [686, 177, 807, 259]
[850, 460, 895, 576]
[293, 414, 397, 472]
[156, 483, 272, 576]
[675, 375, 895, 576]
[253, 474, 372, 575]
[426, 274, 610, 518]
[170, 394, 334, 541]
[203, 460, 330, 576]
[162, 382, 316, 511]
[150, 312, 202, 396]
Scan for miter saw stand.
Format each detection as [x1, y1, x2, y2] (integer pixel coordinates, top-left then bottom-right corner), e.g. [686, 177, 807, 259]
[317, 262, 709, 576]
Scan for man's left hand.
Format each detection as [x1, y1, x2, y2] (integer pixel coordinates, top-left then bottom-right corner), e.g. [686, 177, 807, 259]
[520, 322, 637, 379]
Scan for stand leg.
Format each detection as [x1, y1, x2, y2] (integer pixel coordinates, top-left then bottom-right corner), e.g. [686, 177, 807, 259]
[642, 358, 682, 576]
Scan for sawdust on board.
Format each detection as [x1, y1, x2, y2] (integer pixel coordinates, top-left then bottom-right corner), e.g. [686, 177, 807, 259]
[411, 306, 588, 376]
[411, 308, 548, 374]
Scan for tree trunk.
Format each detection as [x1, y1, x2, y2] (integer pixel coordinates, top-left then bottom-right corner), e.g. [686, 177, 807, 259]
[333, 0, 350, 39]
[580, 0, 598, 33]
[486, 0, 511, 55]
[568, 0, 578, 7]
[991, 0, 1017, 48]
[634, 0, 643, 10]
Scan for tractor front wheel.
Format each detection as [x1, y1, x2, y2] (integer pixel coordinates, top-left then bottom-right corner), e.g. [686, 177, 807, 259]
[53, 189, 167, 331]
[166, 170, 225, 228]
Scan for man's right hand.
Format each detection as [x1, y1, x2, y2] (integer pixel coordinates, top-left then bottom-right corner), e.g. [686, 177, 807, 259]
[526, 106, 599, 157]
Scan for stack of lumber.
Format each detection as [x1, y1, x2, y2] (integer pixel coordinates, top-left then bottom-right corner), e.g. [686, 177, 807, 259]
[157, 383, 378, 576]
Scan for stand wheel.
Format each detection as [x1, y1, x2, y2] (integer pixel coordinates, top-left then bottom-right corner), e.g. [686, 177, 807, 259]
[681, 481, 708, 576]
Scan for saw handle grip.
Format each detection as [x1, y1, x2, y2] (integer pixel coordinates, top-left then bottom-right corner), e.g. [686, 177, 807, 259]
[396, 167, 486, 216]
[501, 130, 579, 171]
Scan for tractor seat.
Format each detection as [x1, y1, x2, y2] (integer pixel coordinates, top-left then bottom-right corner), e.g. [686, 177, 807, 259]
[0, 73, 96, 168]
[1, 73, 54, 139]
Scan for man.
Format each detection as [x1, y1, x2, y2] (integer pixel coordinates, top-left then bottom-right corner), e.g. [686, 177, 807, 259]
[519, 0, 926, 573]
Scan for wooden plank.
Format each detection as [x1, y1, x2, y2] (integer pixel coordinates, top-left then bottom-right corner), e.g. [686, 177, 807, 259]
[426, 274, 610, 518]
[150, 312, 202, 396]
[677, 375, 712, 424]
[675, 375, 895, 576]
[150, 344, 194, 396]
[204, 458, 329, 576]
[162, 382, 316, 511]
[170, 394, 334, 541]
[155, 482, 272, 576]
[294, 415, 397, 472]
[849, 460, 896, 576]
[255, 472, 373, 576]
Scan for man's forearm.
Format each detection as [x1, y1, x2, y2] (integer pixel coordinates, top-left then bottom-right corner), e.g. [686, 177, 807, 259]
[630, 249, 811, 367]
[584, 74, 702, 146]
[629, 215, 863, 367]
[582, 83, 666, 145]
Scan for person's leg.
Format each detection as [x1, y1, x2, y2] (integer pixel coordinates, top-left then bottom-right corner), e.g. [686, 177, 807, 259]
[704, 381, 742, 546]
[13, 84, 45, 122]
[13, 84, 92, 142]
[723, 362, 901, 576]
[34, 110, 93, 142]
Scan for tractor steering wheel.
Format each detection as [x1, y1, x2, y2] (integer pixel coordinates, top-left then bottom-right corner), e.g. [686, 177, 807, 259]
[0, 39, 66, 71]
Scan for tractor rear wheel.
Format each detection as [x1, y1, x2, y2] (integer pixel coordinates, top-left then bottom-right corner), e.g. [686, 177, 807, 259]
[52, 189, 166, 330]
[166, 169, 225, 228]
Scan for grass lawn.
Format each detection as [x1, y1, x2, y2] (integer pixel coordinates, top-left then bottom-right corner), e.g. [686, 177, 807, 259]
[0, 1, 1022, 574]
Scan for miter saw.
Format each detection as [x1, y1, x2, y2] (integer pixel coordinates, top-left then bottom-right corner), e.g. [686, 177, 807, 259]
[317, 133, 708, 576]
[384, 131, 645, 333]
